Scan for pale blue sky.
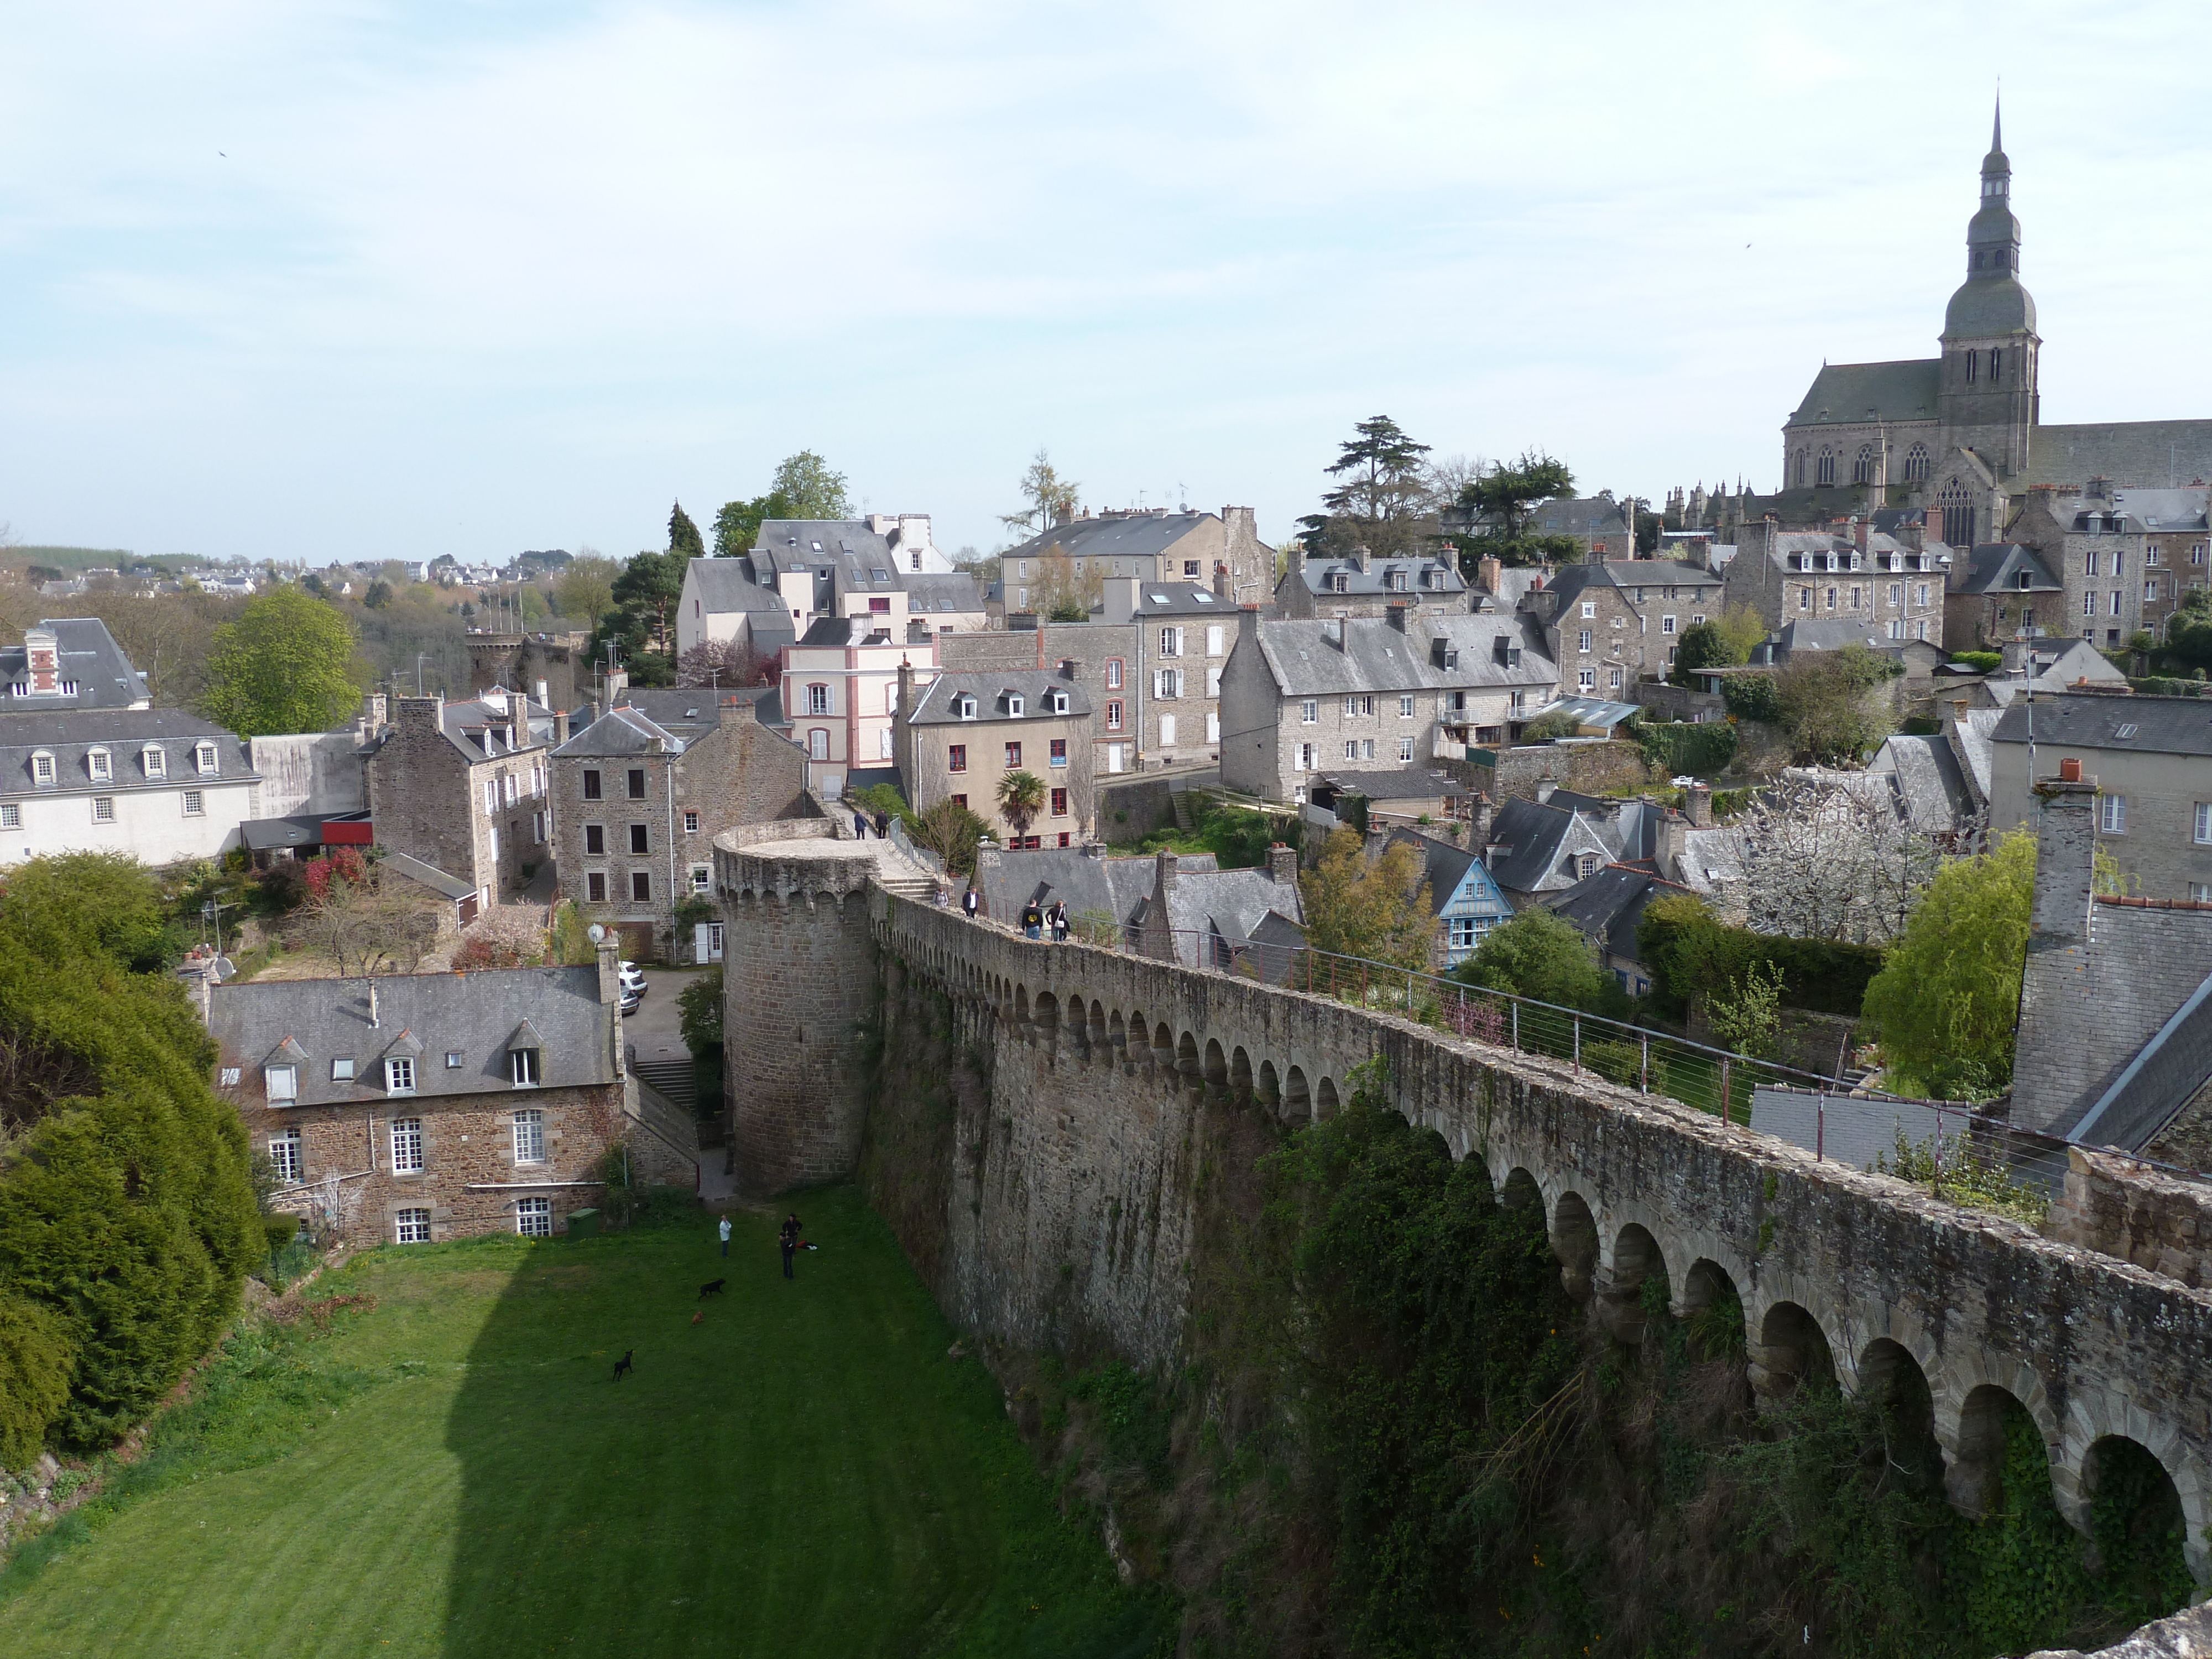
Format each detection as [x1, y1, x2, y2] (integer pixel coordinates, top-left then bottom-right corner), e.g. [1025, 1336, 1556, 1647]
[4, 1, 2209, 562]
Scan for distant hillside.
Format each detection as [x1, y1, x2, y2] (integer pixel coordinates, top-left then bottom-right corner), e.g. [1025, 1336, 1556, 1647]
[7, 546, 199, 575]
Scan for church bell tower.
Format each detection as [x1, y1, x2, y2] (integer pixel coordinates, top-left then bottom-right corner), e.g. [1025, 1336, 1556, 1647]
[1937, 100, 2041, 497]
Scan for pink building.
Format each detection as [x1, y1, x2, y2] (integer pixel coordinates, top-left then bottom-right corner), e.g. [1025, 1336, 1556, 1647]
[779, 618, 938, 798]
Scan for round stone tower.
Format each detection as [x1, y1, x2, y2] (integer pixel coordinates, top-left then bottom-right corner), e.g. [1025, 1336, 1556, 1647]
[713, 827, 885, 1197]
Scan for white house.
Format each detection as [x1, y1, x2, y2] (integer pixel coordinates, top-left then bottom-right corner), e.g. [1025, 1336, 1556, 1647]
[0, 710, 260, 867]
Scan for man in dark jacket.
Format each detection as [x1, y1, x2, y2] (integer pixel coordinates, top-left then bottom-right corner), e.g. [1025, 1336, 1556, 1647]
[779, 1213, 801, 1280]
[1020, 899, 1043, 940]
[962, 886, 979, 920]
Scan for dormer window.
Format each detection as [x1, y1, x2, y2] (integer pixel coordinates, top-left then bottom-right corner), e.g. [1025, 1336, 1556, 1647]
[384, 1056, 416, 1095]
[143, 745, 166, 778]
[1388, 570, 1408, 592]
[87, 748, 111, 781]
[954, 693, 977, 720]
[30, 752, 54, 785]
[1005, 693, 1025, 717]
[1329, 573, 1349, 593]
[195, 743, 218, 776]
[264, 1064, 297, 1102]
[1047, 690, 1068, 714]
[510, 1048, 540, 1086]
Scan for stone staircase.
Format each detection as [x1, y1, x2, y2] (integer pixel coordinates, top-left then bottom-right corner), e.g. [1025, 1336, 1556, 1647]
[633, 1057, 696, 1113]
[1170, 787, 1199, 832]
[873, 844, 942, 901]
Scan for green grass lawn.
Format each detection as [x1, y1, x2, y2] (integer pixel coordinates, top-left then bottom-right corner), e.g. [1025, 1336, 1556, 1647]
[0, 1189, 1171, 1658]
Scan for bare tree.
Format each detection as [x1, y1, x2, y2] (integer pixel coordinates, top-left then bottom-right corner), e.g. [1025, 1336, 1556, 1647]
[1737, 772, 1953, 943]
[675, 637, 768, 689]
[299, 862, 440, 977]
[999, 449, 1081, 539]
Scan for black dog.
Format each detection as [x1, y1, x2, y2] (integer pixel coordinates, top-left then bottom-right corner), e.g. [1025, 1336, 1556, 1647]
[699, 1279, 726, 1298]
[611, 1349, 634, 1382]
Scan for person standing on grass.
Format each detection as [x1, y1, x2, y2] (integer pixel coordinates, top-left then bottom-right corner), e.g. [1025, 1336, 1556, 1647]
[779, 1213, 801, 1280]
[718, 1215, 731, 1258]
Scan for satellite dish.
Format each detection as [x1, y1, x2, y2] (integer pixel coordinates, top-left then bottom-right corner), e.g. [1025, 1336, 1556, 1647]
[587, 924, 606, 944]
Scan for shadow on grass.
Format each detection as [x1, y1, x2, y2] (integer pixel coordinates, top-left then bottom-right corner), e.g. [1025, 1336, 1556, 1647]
[439, 1187, 1173, 1658]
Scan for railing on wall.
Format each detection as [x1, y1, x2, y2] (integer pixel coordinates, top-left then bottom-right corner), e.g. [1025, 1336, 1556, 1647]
[954, 913, 2197, 1193]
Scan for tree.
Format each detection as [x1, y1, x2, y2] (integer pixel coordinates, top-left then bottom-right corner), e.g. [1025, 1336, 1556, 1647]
[1029, 547, 1102, 622]
[363, 580, 393, 611]
[296, 853, 440, 977]
[667, 501, 705, 561]
[556, 555, 620, 634]
[908, 797, 990, 876]
[1297, 417, 1434, 559]
[1000, 449, 1082, 540]
[199, 589, 360, 737]
[1736, 772, 1948, 943]
[1671, 620, 1733, 682]
[678, 966, 724, 1053]
[768, 451, 852, 520]
[1861, 831, 2035, 1095]
[995, 770, 1046, 841]
[713, 493, 786, 558]
[1298, 827, 1434, 972]
[607, 549, 687, 655]
[1455, 450, 1577, 567]
[1449, 907, 1608, 1010]
[675, 637, 768, 689]
[1775, 644, 1898, 765]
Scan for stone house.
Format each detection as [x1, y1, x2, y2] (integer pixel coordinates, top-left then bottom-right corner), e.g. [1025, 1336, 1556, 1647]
[675, 521, 984, 661]
[0, 708, 259, 869]
[550, 690, 812, 963]
[206, 951, 694, 1244]
[1987, 692, 2212, 899]
[994, 507, 1272, 616]
[1387, 827, 1514, 968]
[1542, 862, 1693, 999]
[361, 691, 552, 910]
[1276, 547, 1468, 618]
[894, 664, 1095, 846]
[1943, 542, 2066, 648]
[1721, 523, 1949, 646]
[2009, 482, 2212, 649]
[1218, 605, 1558, 805]
[1531, 559, 1726, 692]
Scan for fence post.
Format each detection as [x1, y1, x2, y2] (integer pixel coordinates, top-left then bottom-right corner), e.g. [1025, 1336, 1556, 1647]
[1573, 1014, 1582, 1074]
[1360, 962, 1368, 1009]
[1406, 968, 1413, 1013]
[1511, 1001, 1520, 1054]
[1816, 1093, 1825, 1161]
[1639, 1032, 1650, 1094]
[1458, 985, 1466, 1036]
[1720, 1056, 1731, 1125]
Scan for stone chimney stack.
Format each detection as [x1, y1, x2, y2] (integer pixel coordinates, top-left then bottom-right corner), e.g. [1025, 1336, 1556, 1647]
[895, 660, 914, 722]
[1478, 555, 1503, 596]
[1686, 781, 1714, 828]
[2031, 761, 2099, 949]
[1470, 792, 1495, 847]
[1155, 847, 1179, 898]
[1267, 842, 1298, 886]
[1387, 601, 1411, 633]
[396, 694, 444, 735]
[596, 937, 627, 1076]
[553, 707, 570, 746]
[1535, 778, 1557, 805]
[1657, 807, 1688, 879]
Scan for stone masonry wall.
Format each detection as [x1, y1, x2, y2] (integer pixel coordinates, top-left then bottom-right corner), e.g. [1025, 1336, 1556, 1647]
[2045, 1147, 2212, 1289]
[366, 697, 545, 897]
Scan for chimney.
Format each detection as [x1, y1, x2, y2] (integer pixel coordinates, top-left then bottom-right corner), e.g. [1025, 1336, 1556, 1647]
[896, 659, 914, 721]
[2031, 764, 2099, 948]
[396, 693, 445, 735]
[554, 708, 570, 745]
[1322, 619, 1343, 648]
[1657, 808, 1687, 878]
[1686, 781, 1714, 828]
[1212, 565, 1229, 599]
[1470, 792, 1495, 848]
[1267, 842, 1297, 886]
[1851, 515, 1868, 552]
[589, 697, 602, 724]
[368, 977, 380, 1029]
[1347, 546, 1367, 575]
[1083, 840, 1107, 860]
[1386, 601, 1411, 633]
[597, 937, 623, 1010]
[1478, 555, 1503, 594]
[1060, 657, 1080, 681]
[1286, 544, 1306, 586]
[1104, 576, 1142, 624]
[1155, 847, 1179, 898]
[606, 667, 629, 703]
[1535, 779, 1557, 805]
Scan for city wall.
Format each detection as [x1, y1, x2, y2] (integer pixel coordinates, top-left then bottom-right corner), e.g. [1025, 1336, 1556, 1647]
[716, 822, 2212, 1580]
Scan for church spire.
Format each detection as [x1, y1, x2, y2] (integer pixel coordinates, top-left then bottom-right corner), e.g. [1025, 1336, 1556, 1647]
[1990, 93, 2002, 159]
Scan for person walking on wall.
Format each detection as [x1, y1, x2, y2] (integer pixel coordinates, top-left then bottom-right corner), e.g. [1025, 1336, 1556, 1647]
[874, 810, 890, 839]
[1021, 898, 1043, 940]
[718, 1215, 732, 1259]
[853, 810, 869, 839]
[1050, 899, 1069, 943]
[962, 886, 979, 921]
[779, 1213, 801, 1280]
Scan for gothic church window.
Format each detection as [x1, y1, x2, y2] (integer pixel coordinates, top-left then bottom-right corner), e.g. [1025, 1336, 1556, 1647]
[1903, 444, 1930, 483]
[1990, 349, 2002, 383]
[1938, 479, 1975, 548]
[1853, 446, 1875, 485]
[1793, 449, 1809, 488]
[1816, 450, 1836, 487]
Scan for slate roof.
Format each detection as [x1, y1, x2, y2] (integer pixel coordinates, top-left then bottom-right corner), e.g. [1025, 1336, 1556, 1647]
[1943, 274, 2035, 337]
[1952, 542, 2062, 595]
[2046, 487, 2210, 535]
[1543, 864, 1691, 967]
[905, 670, 1092, 726]
[1140, 864, 1306, 968]
[552, 705, 686, 759]
[209, 966, 617, 1108]
[1989, 692, 2212, 759]
[1525, 497, 1634, 538]
[685, 558, 791, 611]
[1389, 828, 1483, 921]
[796, 615, 898, 648]
[2026, 422, 2212, 491]
[999, 512, 1217, 566]
[1108, 581, 1239, 618]
[1786, 359, 1942, 427]
[1314, 768, 1459, 802]
[1484, 795, 1617, 895]
[383, 851, 478, 900]
[0, 619, 150, 712]
[1537, 560, 1724, 610]
[1866, 735, 1974, 837]
[1472, 566, 1551, 613]
[1673, 825, 1747, 897]
[2058, 958, 2212, 1150]
[0, 708, 256, 798]
[1247, 614, 1556, 697]
[902, 572, 984, 614]
[1294, 556, 1465, 599]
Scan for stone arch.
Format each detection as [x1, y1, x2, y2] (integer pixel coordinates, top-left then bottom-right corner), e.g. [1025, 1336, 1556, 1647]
[1596, 1222, 1670, 1345]
[1032, 991, 1058, 1044]
[1678, 1258, 1749, 1370]
[1282, 1065, 1311, 1121]
[1089, 1001, 1108, 1049]
[2079, 1435, 2198, 1589]
[1314, 1076, 1339, 1118]
[1944, 1383, 2051, 1518]
[2058, 1386, 2211, 1583]
[1229, 1045, 1253, 1099]
[1856, 1338, 1943, 1486]
[1152, 1022, 1176, 1070]
[1548, 1190, 1598, 1302]
[1175, 1030, 1203, 1088]
[1751, 1301, 1837, 1404]
[1255, 1057, 1279, 1110]
[1500, 1167, 1542, 1212]
[1203, 1037, 1228, 1092]
[1107, 1009, 1126, 1057]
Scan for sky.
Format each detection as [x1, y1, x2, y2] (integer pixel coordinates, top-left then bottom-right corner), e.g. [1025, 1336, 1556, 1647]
[4, 0, 2210, 565]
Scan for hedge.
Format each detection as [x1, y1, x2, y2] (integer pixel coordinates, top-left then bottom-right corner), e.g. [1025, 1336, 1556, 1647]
[0, 854, 260, 1457]
[1637, 892, 1884, 1018]
[1633, 719, 1738, 778]
[1719, 676, 1781, 723]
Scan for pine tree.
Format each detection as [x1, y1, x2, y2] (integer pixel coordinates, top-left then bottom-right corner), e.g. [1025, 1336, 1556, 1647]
[667, 502, 705, 560]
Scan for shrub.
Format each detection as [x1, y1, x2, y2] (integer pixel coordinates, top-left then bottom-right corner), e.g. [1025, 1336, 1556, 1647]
[1949, 651, 2002, 672]
[1450, 909, 1609, 1011]
[678, 966, 724, 1053]
[1634, 719, 1738, 778]
[1720, 675, 1781, 723]
[1637, 892, 1884, 1016]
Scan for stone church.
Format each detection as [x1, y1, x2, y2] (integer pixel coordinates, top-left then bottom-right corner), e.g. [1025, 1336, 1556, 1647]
[1778, 106, 2212, 548]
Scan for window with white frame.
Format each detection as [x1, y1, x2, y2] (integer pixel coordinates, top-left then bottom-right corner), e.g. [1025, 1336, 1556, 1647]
[1, 804, 18, 829]
[332, 1058, 355, 1081]
[510, 1048, 540, 1087]
[32, 752, 54, 784]
[2194, 883, 2212, 904]
[91, 797, 114, 822]
[808, 729, 828, 760]
[516, 1196, 552, 1238]
[390, 1117, 424, 1174]
[1577, 630, 1592, 653]
[270, 1127, 301, 1185]
[1397, 737, 1415, 761]
[143, 745, 165, 778]
[87, 747, 110, 780]
[1343, 740, 1358, 760]
[1005, 693, 1024, 717]
[395, 1208, 431, 1244]
[1577, 669, 1595, 691]
[1398, 695, 1415, 718]
[265, 1063, 297, 1102]
[684, 809, 700, 834]
[385, 1056, 416, 1095]
[1154, 669, 1181, 699]
[807, 684, 831, 716]
[182, 790, 204, 816]
[2195, 803, 2212, 845]
[1360, 738, 1375, 760]
[690, 864, 711, 895]
[1661, 615, 1677, 634]
[1579, 601, 1595, 618]
[484, 778, 498, 813]
[1300, 700, 1317, 724]
[1206, 625, 1224, 656]
[1447, 916, 1491, 951]
[195, 743, 218, 775]
[1159, 627, 1183, 657]
[2100, 793, 2127, 834]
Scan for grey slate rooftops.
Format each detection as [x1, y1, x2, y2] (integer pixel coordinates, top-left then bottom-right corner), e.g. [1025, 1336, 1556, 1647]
[1250, 614, 1555, 697]
[1543, 864, 1689, 967]
[1296, 556, 1465, 598]
[1110, 580, 1240, 617]
[1786, 359, 1942, 426]
[1991, 692, 2212, 758]
[552, 705, 686, 759]
[0, 708, 256, 797]
[747, 521, 905, 585]
[1524, 497, 1634, 537]
[1537, 560, 1723, 609]
[1388, 828, 1480, 920]
[1314, 768, 1459, 801]
[1866, 735, 1974, 838]
[903, 572, 984, 613]
[1000, 512, 1215, 565]
[1952, 542, 2062, 595]
[209, 966, 616, 1108]
[906, 669, 1092, 726]
[2025, 422, 2212, 492]
[1154, 864, 1303, 965]
[2049, 487, 2210, 534]
[0, 619, 150, 712]
[797, 615, 898, 648]
[2054, 950, 2212, 1151]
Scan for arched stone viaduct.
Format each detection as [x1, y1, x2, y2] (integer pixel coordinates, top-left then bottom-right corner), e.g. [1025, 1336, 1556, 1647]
[717, 828, 2212, 1582]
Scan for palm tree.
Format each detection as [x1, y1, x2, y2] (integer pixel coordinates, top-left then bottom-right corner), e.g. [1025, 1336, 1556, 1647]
[996, 769, 1046, 844]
